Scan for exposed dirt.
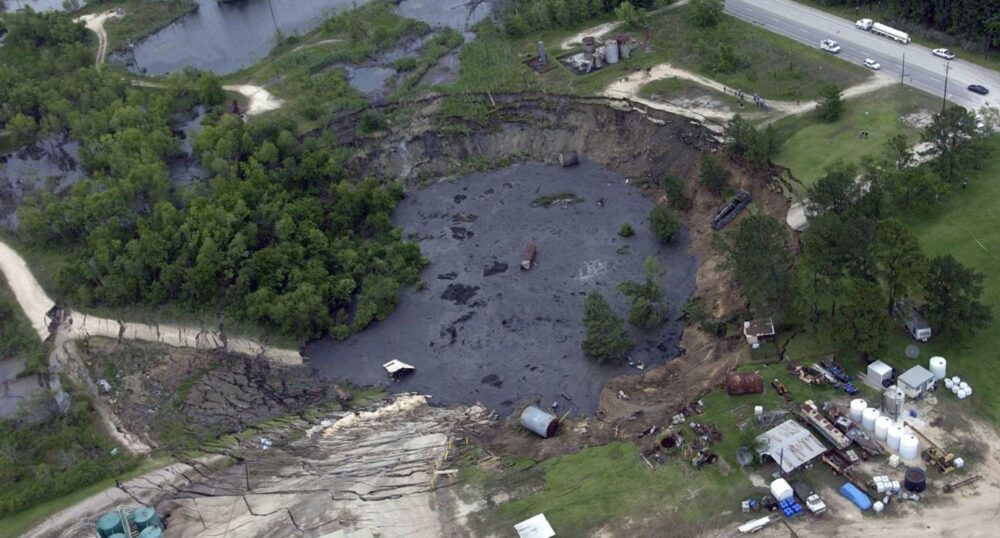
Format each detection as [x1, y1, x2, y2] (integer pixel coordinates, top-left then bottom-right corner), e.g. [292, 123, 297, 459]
[222, 84, 284, 116]
[81, 338, 332, 449]
[76, 8, 124, 69]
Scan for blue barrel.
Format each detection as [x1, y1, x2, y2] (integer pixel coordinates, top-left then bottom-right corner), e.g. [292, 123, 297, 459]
[133, 506, 163, 530]
[97, 512, 124, 537]
[139, 527, 164, 538]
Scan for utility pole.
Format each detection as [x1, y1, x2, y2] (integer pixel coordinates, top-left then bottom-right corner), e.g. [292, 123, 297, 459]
[942, 61, 951, 111]
[900, 53, 905, 86]
[266, 0, 282, 80]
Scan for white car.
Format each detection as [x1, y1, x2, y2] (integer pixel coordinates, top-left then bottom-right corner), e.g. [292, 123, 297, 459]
[820, 39, 841, 53]
[932, 48, 956, 60]
[863, 58, 881, 70]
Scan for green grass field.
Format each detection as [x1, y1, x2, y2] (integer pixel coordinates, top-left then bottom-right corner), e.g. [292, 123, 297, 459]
[773, 85, 941, 192]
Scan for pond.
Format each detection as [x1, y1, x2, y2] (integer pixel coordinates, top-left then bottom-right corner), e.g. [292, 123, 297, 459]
[306, 161, 698, 415]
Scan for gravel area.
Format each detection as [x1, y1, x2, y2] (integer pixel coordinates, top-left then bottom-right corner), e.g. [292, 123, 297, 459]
[307, 161, 698, 415]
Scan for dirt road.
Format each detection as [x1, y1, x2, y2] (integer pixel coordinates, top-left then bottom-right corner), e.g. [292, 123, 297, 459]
[603, 63, 896, 124]
[76, 9, 124, 69]
[0, 238, 301, 364]
[559, 0, 690, 51]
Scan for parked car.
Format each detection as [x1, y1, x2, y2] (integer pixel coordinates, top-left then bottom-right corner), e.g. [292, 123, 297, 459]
[932, 48, 955, 60]
[863, 58, 881, 70]
[968, 84, 990, 95]
[820, 39, 841, 53]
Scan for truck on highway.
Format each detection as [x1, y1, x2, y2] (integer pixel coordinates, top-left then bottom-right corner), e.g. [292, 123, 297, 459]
[856, 19, 910, 44]
[791, 481, 827, 515]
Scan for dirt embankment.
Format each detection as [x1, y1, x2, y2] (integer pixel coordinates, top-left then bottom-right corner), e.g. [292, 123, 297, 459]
[324, 93, 790, 457]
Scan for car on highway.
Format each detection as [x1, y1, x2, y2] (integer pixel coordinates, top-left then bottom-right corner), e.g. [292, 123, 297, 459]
[863, 58, 881, 70]
[968, 84, 990, 95]
[820, 39, 841, 54]
[932, 48, 956, 60]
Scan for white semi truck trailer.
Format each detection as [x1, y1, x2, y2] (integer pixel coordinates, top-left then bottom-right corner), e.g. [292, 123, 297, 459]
[856, 19, 911, 44]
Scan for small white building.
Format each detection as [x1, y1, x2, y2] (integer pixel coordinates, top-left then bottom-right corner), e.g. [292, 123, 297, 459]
[867, 360, 894, 387]
[897, 365, 936, 398]
[743, 318, 776, 348]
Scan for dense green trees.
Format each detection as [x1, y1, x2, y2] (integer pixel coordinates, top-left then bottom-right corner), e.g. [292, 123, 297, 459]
[832, 279, 891, 358]
[692, 0, 725, 27]
[719, 214, 791, 316]
[615, 1, 650, 31]
[922, 105, 990, 186]
[725, 115, 780, 170]
[581, 290, 633, 363]
[649, 204, 680, 243]
[699, 154, 732, 196]
[924, 255, 993, 338]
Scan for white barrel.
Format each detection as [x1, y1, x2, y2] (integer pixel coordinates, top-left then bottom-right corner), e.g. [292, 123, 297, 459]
[862, 407, 880, 431]
[874, 416, 892, 440]
[952, 376, 961, 385]
[850, 399, 867, 422]
[955, 457, 965, 468]
[929, 356, 947, 380]
[893, 481, 901, 493]
[958, 389, 967, 399]
[754, 405, 763, 418]
[900, 434, 919, 460]
[873, 501, 884, 513]
[953, 384, 962, 395]
[944, 378, 954, 389]
[960, 381, 969, 390]
[888, 454, 900, 467]
[966, 387, 973, 397]
[887, 425, 904, 451]
[604, 39, 619, 64]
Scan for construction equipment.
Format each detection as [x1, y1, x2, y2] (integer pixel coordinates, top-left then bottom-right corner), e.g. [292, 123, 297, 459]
[944, 474, 981, 493]
[788, 363, 826, 385]
[771, 379, 789, 399]
[907, 424, 957, 474]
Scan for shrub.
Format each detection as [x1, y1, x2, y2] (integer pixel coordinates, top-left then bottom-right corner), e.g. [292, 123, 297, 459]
[618, 223, 635, 237]
[649, 205, 680, 243]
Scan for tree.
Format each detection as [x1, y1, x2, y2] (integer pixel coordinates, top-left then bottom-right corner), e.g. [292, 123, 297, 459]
[649, 204, 680, 243]
[5, 113, 37, 147]
[815, 84, 844, 122]
[720, 214, 791, 315]
[885, 133, 915, 170]
[615, 1, 649, 30]
[924, 255, 993, 338]
[805, 161, 861, 216]
[922, 105, 990, 185]
[662, 174, 691, 210]
[618, 223, 635, 237]
[725, 115, 779, 170]
[581, 291, 633, 363]
[617, 257, 666, 329]
[873, 219, 926, 315]
[692, 0, 724, 27]
[833, 279, 891, 359]
[699, 155, 732, 196]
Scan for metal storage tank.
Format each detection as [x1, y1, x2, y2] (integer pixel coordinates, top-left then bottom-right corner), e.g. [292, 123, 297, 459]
[904, 467, 927, 492]
[520, 405, 558, 438]
[861, 407, 880, 431]
[882, 386, 905, 419]
[97, 512, 125, 538]
[929, 356, 947, 380]
[899, 434, 920, 460]
[849, 399, 867, 422]
[887, 425, 904, 451]
[138, 527, 164, 538]
[133, 506, 163, 530]
[874, 416, 892, 440]
[605, 39, 619, 64]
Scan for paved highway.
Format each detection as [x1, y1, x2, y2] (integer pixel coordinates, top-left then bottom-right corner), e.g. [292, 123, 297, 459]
[725, 0, 1000, 112]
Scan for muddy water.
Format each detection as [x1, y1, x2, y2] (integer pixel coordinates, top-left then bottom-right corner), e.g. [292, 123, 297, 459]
[307, 161, 698, 415]
[0, 139, 84, 229]
[118, 0, 371, 76]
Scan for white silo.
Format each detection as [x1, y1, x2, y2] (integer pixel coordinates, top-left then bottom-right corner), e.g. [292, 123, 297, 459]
[900, 434, 920, 460]
[929, 356, 947, 380]
[850, 399, 868, 422]
[887, 425, 904, 451]
[862, 407, 880, 431]
[874, 416, 892, 441]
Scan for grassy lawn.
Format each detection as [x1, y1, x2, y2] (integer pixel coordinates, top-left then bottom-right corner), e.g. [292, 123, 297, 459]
[793, 0, 1000, 73]
[773, 84, 940, 192]
[77, 0, 198, 51]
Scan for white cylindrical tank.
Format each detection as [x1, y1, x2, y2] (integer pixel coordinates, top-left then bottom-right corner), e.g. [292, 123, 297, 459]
[929, 356, 947, 380]
[862, 407, 880, 431]
[850, 399, 867, 422]
[873, 501, 884, 513]
[604, 39, 619, 64]
[900, 434, 920, 460]
[874, 416, 892, 440]
[887, 425, 904, 451]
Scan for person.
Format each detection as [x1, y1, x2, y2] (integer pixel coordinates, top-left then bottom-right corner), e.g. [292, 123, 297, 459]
[962, 179, 968, 189]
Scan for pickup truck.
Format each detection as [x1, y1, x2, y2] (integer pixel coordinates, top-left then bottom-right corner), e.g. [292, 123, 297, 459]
[820, 39, 841, 53]
[791, 481, 827, 515]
